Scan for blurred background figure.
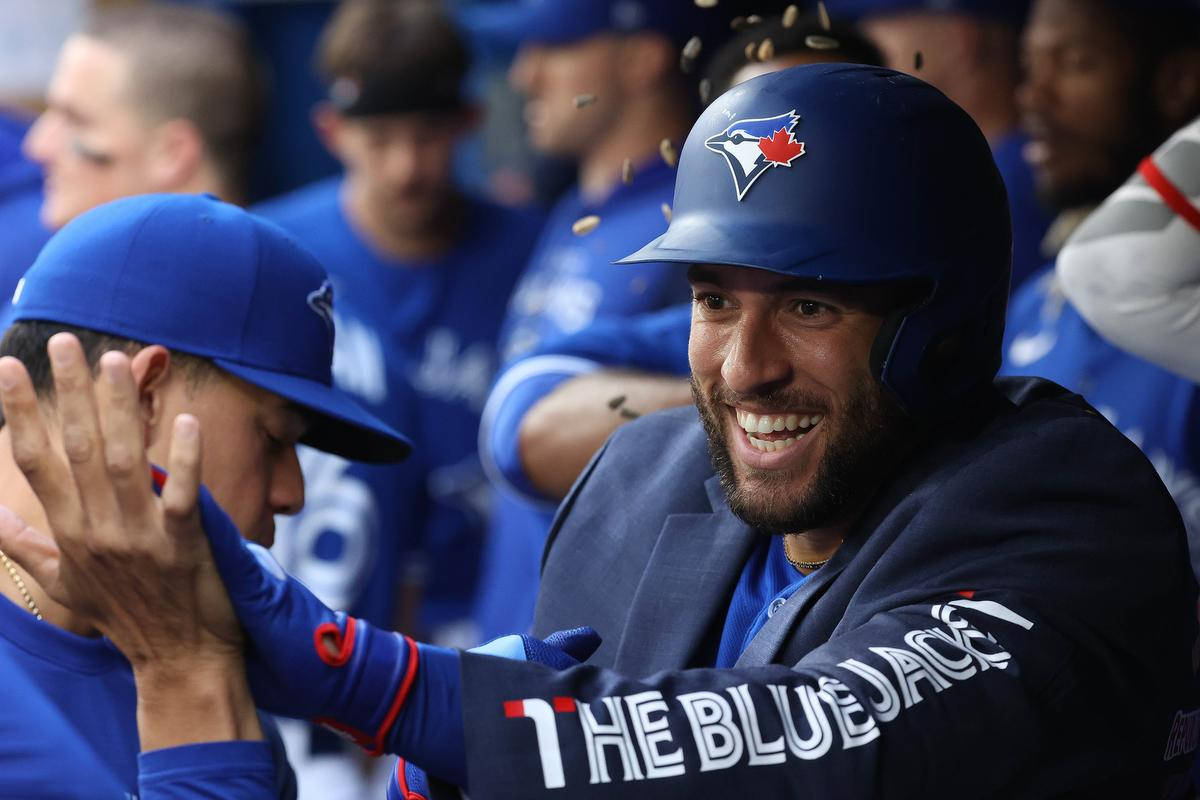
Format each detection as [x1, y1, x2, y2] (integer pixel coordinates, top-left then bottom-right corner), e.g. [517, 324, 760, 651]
[1058, 116, 1200, 384]
[999, 0, 1200, 575]
[831, 0, 1051, 292]
[473, 5, 887, 641]
[253, 1, 542, 795]
[0, 2, 262, 321]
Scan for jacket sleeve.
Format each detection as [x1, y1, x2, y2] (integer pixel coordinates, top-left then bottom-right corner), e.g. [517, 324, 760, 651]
[459, 582, 1194, 799]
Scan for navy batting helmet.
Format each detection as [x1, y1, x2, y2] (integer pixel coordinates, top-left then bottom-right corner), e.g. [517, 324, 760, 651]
[619, 63, 1012, 415]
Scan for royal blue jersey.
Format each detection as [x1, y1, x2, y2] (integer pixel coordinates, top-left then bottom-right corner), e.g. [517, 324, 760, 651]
[1000, 265, 1200, 576]
[0, 111, 51, 321]
[0, 595, 294, 798]
[256, 178, 542, 634]
[476, 161, 690, 640]
[991, 129, 1051, 293]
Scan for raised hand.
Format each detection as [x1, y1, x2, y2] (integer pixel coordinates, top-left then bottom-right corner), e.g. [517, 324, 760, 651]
[0, 333, 261, 748]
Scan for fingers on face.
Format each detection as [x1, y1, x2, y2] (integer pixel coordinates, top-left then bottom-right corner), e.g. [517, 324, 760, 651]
[0, 352, 79, 535]
[0, 504, 61, 596]
[161, 414, 201, 531]
[47, 333, 124, 541]
[96, 351, 155, 531]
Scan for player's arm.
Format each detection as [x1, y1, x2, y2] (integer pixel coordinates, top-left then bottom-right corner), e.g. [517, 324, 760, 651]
[1057, 115, 1200, 383]
[482, 304, 692, 503]
[519, 370, 692, 499]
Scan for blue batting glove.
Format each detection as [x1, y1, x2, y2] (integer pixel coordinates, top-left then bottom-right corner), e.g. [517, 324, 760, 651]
[390, 627, 602, 797]
[151, 466, 419, 756]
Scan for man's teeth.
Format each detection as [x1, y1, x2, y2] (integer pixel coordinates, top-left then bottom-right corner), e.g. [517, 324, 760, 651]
[734, 409, 823, 452]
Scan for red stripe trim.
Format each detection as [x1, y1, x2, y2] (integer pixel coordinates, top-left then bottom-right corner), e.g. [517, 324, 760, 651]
[313, 617, 357, 667]
[552, 696, 576, 713]
[394, 757, 428, 800]
[503, 699, 524, 717]
[957, 590, 975, 599]
[1139, 156, 1200, 233]
[149, 465, 167, 492]
[365, 635, 421, 756]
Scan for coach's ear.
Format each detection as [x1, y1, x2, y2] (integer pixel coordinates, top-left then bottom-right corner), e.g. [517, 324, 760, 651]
[128, 345, 173, 434]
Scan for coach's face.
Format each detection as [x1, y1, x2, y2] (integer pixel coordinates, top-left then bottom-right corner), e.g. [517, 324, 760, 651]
[23, 36, 158, 230]
[688, 264, 909, 534]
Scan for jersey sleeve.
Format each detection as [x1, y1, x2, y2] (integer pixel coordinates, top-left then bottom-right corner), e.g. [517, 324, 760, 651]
[138, 741, 277, 800]
[1058, 115, 1200, 383]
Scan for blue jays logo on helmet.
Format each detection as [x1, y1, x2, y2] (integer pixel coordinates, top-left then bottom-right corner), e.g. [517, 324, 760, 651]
[704, 110, 806, 200]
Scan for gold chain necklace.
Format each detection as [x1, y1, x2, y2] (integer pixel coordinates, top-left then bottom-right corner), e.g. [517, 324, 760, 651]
[786, 553, 831, 572]
[0, 547, 42, 620]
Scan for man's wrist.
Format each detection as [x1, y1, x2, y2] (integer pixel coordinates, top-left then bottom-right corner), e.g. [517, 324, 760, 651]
[134, 655, 264, 752]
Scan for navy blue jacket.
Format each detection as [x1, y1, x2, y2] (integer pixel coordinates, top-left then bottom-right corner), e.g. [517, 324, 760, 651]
[456, 378, 1199, 798]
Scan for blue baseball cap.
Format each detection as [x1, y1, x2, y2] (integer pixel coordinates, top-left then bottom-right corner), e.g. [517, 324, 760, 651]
[828, 0, 1030, 25]
[459, 0, 720, 47]
[10, 193, 411, 463]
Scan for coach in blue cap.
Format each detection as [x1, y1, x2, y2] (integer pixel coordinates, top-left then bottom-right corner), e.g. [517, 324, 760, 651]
[0, 193, 408, 798]
[5, 65, 1199, 798]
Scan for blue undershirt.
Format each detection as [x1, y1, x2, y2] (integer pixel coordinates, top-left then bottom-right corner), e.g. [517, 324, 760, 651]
[714, 537, 812, 668]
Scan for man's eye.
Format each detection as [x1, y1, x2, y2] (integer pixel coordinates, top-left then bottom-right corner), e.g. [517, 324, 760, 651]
[796, 300, 825, 316]
[694, 293, 726, 311]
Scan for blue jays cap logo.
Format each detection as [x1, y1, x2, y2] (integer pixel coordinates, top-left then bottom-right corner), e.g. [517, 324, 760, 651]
[306, 279, 334, 334]
[705, 110, 805, 200]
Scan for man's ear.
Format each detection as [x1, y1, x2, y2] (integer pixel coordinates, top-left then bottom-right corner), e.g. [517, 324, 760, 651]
[128, 345, 173, 440]
[312, 102, 347, 158]
[145, 118, 206, 191]
[616, 33, 676, 93]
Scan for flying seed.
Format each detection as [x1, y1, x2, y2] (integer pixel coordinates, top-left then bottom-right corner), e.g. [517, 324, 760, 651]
[619, 408, 640, 420]
[817, 1, 831, 31]
[805, 34, 840, 50]
[730, 15, 746, 29]
[660, 138, 678, 167]
[757, 38, 775, 60]
[573, 93, 597, 108]
[621, 158, 633, 184]
[745, 41, 757, 60]
[608, 395, 626, 410]
[680, 36, 702, 72]
[572, 215, 601, 235]
[694, 0, 718, 7]
[782, 4, 799, 28]
[913, 50, 924, 71]
[746, 14, 762, 24]
[699, 78, 712, 104]
[661, 203, 672, 223]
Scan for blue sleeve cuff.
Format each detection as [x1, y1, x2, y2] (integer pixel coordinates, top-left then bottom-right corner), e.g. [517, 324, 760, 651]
[479, 356, 601, 504]
[139, 741, 275, 800]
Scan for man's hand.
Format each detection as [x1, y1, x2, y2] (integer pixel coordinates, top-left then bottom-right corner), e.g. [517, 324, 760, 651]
[0, 333, 261, 749]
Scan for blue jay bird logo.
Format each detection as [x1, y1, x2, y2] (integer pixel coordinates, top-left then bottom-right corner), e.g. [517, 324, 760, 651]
[306, 279, 335, 334]
[705, 110, 806, 200]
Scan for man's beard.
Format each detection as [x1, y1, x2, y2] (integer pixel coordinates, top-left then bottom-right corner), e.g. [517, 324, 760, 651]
[693, 373, 912, 534]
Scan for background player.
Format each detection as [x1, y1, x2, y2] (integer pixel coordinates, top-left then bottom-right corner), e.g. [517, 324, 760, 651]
[998, 0, 1200, 577]
[7, 3, 263, 318]
[253, 2, 542, 793]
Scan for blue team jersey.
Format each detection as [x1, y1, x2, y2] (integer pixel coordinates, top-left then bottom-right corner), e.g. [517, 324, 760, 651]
[0, 111, 51, 319]
[991, 129, 1051, 293]
[475, 161, 691, 640]
[0, 595, 293, 798]
[257, 178, 541, 635]
[1000, 265, 1200, 576]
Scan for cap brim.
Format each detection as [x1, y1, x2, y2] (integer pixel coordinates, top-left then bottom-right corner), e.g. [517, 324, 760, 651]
[215, 359, 412, 464]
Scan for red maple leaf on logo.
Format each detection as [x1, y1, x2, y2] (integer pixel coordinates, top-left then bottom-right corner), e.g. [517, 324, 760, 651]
[758, 127, 805, 166]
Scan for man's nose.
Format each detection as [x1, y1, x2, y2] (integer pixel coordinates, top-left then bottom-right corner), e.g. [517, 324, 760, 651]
[271, 445, 306, 516]
[720, 314, 793, 396]
[22, 112, 61, 166]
